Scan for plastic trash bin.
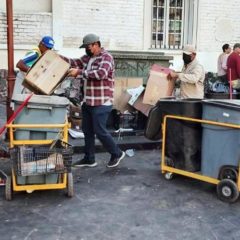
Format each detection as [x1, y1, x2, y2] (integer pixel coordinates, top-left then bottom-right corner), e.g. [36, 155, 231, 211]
[11, 94, 69, 140]
[146, 98, 202, 171]
[205, 92, 240, 99]
[201, 100, 240, 178]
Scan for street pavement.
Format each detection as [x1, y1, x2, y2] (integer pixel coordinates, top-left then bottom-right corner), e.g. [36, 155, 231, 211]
[0, 150, 240, 240]
[0, 102, 240, 239]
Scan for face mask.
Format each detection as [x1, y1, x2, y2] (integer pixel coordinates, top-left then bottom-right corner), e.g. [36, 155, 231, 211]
[85, 48, 93, 57]
[183, 53, 192, 65]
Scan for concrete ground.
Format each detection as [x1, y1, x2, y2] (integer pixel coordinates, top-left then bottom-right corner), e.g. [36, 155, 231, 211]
[0, 149, 240, 240]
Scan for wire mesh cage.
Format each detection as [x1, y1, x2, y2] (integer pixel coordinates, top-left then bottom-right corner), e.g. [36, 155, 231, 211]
[10, 144, 73, 176]
[119, 112, 138, 129]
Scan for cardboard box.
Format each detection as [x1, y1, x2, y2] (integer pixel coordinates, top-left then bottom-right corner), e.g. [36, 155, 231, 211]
[143, 64, 175, 105]
[132, 92, 153, 117]
[114, 77, 143, 111]
[116, 90, 135, 113]
[23, 50, 70, 95]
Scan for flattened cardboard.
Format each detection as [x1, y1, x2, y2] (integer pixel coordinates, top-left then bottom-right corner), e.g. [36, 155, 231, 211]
[132, 92, 153, 117]
[113, 77, 143, 111]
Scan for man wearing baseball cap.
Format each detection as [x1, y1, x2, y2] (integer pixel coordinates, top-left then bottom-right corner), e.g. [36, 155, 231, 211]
[62, 33, 125, 168]
[13, 36, 55, 96]
[168, 44, 205, 99]
[16, 36, 55, 72]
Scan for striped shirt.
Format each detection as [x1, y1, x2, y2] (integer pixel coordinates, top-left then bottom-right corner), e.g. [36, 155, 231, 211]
[22, 47, 41, 67]
[62, 48, 115, 106]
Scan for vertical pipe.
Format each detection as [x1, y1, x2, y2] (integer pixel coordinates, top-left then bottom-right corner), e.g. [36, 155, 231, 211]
[6, 0, 15, 119]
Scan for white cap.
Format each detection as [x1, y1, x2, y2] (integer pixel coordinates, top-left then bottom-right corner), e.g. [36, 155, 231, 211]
[183, 44, 196, 55]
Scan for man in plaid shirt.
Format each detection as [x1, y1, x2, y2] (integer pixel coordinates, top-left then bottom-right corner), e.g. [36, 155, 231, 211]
[65, 33, 125, 168]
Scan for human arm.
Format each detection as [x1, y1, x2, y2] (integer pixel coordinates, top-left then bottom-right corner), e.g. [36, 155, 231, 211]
[60, 55, 85, 78]
[221, 54, 228, 71]
[236, 55, 240, 78]
[167, 71, 179, 81]
[83, 54, 113, 81]
[178, 64, 204, 84]
[16, 50, 40, 72]
[60, 55, 84, 69]
[16, 59, 30, 72]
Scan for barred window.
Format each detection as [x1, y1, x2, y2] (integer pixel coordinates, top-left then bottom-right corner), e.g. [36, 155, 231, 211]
[151, 0, 197, 49]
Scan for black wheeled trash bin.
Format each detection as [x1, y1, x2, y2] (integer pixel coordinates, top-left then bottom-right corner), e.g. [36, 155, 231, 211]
[145, 98, 202, 172]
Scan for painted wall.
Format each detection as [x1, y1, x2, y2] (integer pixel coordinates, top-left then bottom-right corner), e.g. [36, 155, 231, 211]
[0, 0, 240, 73]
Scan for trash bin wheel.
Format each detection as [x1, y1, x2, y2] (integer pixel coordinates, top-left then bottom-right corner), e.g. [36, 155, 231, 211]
[164, 172, 173, 180]
[5, 176, 12, 201]
[67, 172, 74, 198]
[219, 167, 238, 182]
[217, 179, 239, 203]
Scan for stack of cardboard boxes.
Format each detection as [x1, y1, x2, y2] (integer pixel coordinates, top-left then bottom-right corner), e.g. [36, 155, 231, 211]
[113, 64, 174, 117]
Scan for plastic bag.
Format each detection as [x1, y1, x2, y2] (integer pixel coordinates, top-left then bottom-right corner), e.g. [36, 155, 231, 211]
[209, 81, 229, 93]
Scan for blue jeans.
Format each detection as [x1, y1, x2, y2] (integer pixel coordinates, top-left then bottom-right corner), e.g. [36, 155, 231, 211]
[81, 103, 122, 161]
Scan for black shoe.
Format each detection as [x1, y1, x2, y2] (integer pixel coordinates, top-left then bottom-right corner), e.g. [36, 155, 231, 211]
[73, 158, 97, 167]
[107, 151, 125, 168]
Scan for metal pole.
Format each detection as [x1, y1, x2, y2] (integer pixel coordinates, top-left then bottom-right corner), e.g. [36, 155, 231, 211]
[6, 0, 15, 119]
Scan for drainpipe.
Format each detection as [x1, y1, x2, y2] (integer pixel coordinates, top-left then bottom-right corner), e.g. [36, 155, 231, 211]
[6, 0, 15, 119]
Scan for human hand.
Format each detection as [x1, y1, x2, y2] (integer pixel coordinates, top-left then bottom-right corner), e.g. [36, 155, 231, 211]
[67, 68, 80, 77]
[167, 71, 178, 81]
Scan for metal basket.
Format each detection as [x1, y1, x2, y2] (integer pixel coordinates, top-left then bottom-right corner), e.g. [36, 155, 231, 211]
[10, 145, 73, 176]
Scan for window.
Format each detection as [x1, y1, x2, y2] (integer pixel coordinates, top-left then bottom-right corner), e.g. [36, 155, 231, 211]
[151, 0, 198, 49]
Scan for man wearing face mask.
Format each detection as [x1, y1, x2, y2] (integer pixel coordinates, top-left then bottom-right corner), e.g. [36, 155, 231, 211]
[62, 33, 125, 168]
[168, 45, 205, 99]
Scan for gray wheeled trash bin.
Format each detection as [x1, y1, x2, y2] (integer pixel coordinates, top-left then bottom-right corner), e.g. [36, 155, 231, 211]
[11, 94, 69, 140]
[201, 100, 240, 179]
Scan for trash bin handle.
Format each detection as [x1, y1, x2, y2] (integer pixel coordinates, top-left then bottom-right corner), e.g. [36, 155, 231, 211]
[27, 104, 53, 111]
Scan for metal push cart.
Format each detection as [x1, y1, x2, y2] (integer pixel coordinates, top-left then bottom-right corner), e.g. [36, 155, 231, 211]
[161, 114, 240, 203]
[5, 120, 74, 200]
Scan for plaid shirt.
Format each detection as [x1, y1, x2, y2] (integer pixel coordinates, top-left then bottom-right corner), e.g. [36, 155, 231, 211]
[62, 48, 115, 106]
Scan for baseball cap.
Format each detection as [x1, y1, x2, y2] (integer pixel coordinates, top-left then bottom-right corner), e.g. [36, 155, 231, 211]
[79, 33, 100, 48]
[183, 44, 196, 55]
[41, 36, 55, 49]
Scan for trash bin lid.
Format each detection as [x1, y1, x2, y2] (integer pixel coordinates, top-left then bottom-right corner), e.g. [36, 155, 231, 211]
[12, 94, 70, 107]
[202, 99, 240, 110]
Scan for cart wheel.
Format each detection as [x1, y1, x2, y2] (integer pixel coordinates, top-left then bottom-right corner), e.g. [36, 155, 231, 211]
[67, 172, 74, 198]
[164, 172, 173, 180]
[5, 176, 12, 201]
[26, 190, 34, 194]
[219, 167, 238, 182]
[217, 179, 239, 203]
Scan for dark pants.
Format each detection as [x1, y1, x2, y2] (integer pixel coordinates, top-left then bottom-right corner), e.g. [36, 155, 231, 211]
[81, 103, 121, 161]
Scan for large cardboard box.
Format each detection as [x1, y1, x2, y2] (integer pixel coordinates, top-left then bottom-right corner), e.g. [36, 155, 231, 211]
[23, 50, 70, 95]
[114, 77, 143, 112]
[143, 64, 175, 105]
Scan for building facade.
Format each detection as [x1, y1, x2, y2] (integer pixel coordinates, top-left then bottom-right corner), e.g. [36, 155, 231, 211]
[0, 0, 240, 72]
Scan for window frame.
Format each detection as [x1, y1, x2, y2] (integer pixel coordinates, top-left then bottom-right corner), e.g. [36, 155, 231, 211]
[143, 0, 199, 50]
